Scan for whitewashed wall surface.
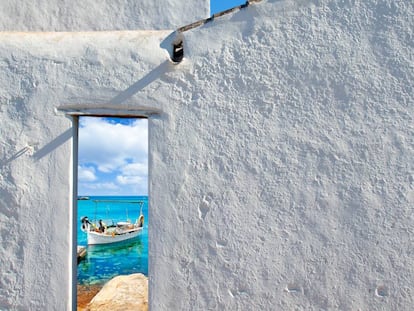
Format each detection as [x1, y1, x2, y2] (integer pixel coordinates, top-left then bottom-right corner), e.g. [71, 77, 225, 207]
[0, 0, 413, 310]
[0, 0, 209, 31]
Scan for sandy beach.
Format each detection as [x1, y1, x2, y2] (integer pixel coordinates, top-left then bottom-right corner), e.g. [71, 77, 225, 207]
[77, 284, 103, 311]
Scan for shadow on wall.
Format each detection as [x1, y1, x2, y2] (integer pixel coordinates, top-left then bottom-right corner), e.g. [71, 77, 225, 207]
[1, 146, 35, 167]
[28, 59, 172, 161]
[109, 60, 171, 105]
[33, 128, 73, 160]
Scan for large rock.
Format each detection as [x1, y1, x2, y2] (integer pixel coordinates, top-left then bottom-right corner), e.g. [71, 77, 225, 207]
[87, 274, 148, 311]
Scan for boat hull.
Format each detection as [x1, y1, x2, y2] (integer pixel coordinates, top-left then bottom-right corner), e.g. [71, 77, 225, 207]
[87, 228, 142, 245]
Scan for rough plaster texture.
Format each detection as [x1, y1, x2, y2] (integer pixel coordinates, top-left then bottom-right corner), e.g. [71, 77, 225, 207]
[150, 0, 413, 310]
[0, 30, 173, 310]
[0, 0, 413, 310]
[0, 0, 209, 31]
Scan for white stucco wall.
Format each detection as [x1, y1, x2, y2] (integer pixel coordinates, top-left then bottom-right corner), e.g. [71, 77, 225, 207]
[0, 0, 413, 310]
[0, 0, 209, 31]
[150, 0, 413, 310]
[0, 30, 174, 310]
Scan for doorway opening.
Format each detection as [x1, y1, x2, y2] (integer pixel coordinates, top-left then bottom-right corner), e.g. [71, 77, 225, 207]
[74, 116, 148, 310]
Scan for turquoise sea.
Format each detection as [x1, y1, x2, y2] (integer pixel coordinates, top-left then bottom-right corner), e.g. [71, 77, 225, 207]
[77, 196, 148, 285]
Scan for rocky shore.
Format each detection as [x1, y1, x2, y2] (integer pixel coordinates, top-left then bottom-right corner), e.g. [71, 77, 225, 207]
[78, 273, 148, 311]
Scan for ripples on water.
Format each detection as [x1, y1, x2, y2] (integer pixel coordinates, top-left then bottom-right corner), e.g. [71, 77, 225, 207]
[77, 196, 148, 285]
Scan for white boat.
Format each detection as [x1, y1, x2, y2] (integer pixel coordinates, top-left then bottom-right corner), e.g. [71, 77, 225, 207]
[80, 200, 145, 245]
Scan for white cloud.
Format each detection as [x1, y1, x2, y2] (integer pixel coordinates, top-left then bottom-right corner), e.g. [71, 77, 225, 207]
[116, 175, 144, 185]
[81, 182, 119, 191]
[77, 117, 148, 195]
[116, 162, 147, 190]
[120, 162, 148, 176]
[79, 117, 148, 174]
[78, 165, 97, 182]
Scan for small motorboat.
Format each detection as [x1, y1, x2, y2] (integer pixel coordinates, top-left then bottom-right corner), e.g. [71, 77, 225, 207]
[81, 200, 144, 245]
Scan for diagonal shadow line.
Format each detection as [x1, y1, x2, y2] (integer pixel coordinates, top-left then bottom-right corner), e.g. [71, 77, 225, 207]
[35, 62, 170, 161]
[109, 61, 170, 105]
[32, 128, 72, 161]
[0, 147, 31, 169]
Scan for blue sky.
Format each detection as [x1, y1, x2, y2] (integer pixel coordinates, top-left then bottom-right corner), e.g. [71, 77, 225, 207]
[211, 0, 246, 14]
[78, 117, 148, 196]
[78, 1, 247, 196]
